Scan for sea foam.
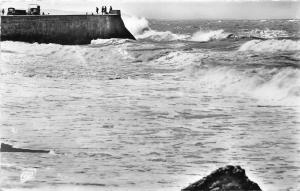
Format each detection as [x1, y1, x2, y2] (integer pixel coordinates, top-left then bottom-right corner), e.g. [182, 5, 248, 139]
[136, 30, 189, 41]
[239, 39, 300, 52]
[122, 14, 189, 41]
[154, 50, 300, 104]
[240, 28, 290, 39]
[122, 14, 150, 36]
[90, 38, 131, 45]
[190, 29, 233, 42]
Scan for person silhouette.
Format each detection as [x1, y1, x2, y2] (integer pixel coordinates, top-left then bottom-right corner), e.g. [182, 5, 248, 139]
[109, 6, 112, 13]
[2, 9, 4, 15]
[96, 7, 99, 14]
[101, 6, 104, 15]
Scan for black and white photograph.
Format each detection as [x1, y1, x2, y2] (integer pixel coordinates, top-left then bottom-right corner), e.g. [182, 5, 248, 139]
[0, 0, 299, 191]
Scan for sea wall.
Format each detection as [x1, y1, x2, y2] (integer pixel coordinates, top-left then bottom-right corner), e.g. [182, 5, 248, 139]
[1, 14, 135, 44]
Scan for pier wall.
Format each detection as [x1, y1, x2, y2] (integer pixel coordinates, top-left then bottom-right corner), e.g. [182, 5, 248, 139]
[1, 14, 135, 44]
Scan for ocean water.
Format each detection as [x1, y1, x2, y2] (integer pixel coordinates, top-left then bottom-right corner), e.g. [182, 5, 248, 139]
[1, 17, 300, 191]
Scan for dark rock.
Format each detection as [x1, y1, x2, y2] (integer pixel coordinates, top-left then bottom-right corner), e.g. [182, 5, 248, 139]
[0, 143, 49, 153]
[182, 165, 262, 191]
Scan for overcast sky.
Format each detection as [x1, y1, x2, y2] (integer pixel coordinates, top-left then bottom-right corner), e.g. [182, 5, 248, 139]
[1, 0, 300, 19]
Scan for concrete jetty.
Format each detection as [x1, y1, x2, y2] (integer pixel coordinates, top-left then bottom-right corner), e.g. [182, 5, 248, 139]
[1, 13, 135, 45]
[0, 143, 50, 153]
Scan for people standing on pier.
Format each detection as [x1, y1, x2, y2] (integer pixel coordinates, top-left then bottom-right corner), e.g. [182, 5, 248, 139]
[2, 9, 4, 15]
[109, 6, 112, 13]
[96, 7, 99, 14]
[101, 6, 108, 15]
[101, 6, 104, 15]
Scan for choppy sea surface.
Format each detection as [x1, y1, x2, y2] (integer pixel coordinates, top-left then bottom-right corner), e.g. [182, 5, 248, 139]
[1, 17, 300, 191]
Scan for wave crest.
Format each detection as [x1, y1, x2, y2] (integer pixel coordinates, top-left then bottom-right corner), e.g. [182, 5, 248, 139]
[120, 15, 293, 43]
[122, 14, 188, 41]
[136, 30, 189, 41]
[137, 28, 234, 42]
[122, 14, 150, 36]
[154, 51, 300, 103]
[197, 67, 300, 103]
[239, 39, 300, 52]
[190, 29, 233, 42]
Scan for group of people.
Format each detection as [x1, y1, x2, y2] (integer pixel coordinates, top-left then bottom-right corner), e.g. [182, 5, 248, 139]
[96, 6, 112, 15]
[2, 7, 113, 16]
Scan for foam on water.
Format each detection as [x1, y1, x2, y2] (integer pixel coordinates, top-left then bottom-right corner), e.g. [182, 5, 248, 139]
[1, 19, 300, 191]
[103, 15, 296, 44]
[1, 41, 83, 58]
[136, 30, 189, 41]
[287, 19, 298, 22]
[2, 39, 300, 104]
[240, 28, 290, 39]
[122, 14, 150, 36]
[122, 15, 294, 43]
[153, 50, 300, 104]
[190, 29, 232, 42]
[90, 38, 132, 45]
[239, 39, 300, 52]
[122, 15, 189, 41]
[136, 29, 233, 42]
[194, 66, 300, 104]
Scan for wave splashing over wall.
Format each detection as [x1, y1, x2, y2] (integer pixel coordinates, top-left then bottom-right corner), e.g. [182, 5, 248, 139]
[122, 14, 150, 36]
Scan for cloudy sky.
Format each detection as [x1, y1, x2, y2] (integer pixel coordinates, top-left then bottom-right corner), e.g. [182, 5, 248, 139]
[1, 0, 300, 19]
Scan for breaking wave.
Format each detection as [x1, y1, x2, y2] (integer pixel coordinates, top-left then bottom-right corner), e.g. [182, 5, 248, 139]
[122, 15, 188, 41]
[189, 28, 291, 42]
[239, 39, 300, 52]
[154, 51, 300, 103]
[121, 15, 293, 43]
[122, 14, 150, 36]
[190, 29, 233, 42]
[122, 15, 231, 42]
[193, 66, 300, 103]
[136, 28, 235, 42]
[287, 19, 298, 22]
[137, 28, 234, 42]
[136, 30, 189, 41]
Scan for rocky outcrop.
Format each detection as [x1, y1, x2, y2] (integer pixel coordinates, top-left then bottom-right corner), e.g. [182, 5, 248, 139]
[182, 165, 262, 191]
[0, 143, 49, 153]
